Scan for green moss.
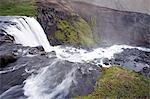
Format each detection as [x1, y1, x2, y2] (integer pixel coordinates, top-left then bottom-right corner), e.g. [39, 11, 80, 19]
[88, 16, 101, 43]
[77, 66, 150, 99]
[54, 16, 95, 45]
[90, 16, 96, 28]
[0, 0, 36, 16]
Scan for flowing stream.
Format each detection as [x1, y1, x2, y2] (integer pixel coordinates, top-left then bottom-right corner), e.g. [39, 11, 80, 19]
[0, 16, 150, 99]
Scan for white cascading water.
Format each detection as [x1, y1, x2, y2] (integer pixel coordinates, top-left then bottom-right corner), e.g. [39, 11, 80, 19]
[24, 60, 76, 99]
[54, 45, 150, 67]
[23, 44, 150, 99]
[2, 16, 53, 52]
[1, 16, 150, 99]
[2, 16, 150, 64]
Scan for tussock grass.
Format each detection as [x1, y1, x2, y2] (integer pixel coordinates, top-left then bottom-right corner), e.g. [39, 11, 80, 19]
[77, 66, 150, 99]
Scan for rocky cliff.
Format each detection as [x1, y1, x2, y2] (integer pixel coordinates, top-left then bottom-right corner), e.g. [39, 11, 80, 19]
[36, 0, 150, 47]
[70, 1, 150, 47]
[36, 0, 94, 46]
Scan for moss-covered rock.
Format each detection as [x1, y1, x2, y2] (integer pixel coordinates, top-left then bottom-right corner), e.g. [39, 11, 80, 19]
[77, 66, 150, 99]
[36, 0, 95, 46]
[70, 1, 150, 47]
[54, 17, 94, 45]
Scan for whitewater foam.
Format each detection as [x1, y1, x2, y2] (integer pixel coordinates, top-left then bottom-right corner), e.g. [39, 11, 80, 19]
[23, 60, 76, 99]
[54, 45, 150, 66]
[1, 16, 53, 52]
[1, 16, 150, 99]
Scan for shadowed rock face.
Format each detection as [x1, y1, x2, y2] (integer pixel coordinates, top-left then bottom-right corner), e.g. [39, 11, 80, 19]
[70, 1, 150, 47]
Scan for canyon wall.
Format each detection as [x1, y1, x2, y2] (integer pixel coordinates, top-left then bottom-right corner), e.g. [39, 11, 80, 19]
[36, 0, 150, 47]
[70, 1, 150, 47]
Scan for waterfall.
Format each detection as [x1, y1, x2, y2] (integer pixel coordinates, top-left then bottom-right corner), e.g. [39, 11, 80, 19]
[1, 16, 150, 99]
[0, 16, 53, 52]
[23, 45, 150, 99]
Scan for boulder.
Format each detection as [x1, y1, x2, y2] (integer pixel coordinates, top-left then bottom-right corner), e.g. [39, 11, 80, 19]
[0, 52, 18, 68]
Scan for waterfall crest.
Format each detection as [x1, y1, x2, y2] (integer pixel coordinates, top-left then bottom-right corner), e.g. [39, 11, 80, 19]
[0, 16, 53, 52]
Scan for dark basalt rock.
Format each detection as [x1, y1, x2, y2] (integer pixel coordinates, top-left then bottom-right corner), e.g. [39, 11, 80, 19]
[102, 58, 110, 65]
[0, 34, 14, 45]
[0, 52, 18, 68]
[100, 48, 150, 78]
[69, 63, 100, 97]
[0, 35, 17, 68]
[139, 67, 150, 78]
[0, 54, 101, 98]
[0, 35, 100, 98]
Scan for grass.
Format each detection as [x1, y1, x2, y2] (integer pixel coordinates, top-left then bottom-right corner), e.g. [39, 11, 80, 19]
[76, 66, 150, 99]
[0, 0, 36, 16]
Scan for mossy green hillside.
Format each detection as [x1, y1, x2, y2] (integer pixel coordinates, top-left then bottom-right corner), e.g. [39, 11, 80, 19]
[54, 17, 95, 45]
[77, 66, 150, 99]
[0, 0, 36, 16]
[89, 16, 96, 28]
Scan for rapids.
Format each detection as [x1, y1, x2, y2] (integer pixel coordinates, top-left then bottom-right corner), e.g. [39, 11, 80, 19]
[0, 16, 150, 99]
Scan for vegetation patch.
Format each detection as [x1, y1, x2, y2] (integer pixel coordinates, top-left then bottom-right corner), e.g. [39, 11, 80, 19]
[0, 0, 36, 16]
[88, 16, 101, 43]
[77, 66, 150, 99]
[54, 16, 95, 46]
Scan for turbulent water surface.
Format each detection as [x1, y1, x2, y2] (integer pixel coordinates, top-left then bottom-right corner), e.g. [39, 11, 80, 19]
[0, 16, 150, 99]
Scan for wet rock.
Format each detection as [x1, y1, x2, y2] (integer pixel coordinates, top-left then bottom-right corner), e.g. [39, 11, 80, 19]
[35, 46, 44, 51]
[0, 51, 57, 95]
[108, 48, 150, 78]
[0, 34, 14, 45]
[139, 67, 150, 78]
[0, 85, 25, 99]
[0, 52, 18, 68]
[69, 63, 100, 97]
[0, 37, 100, 98]
[0, 66, 27, 95]
[102, 58, 110, 65]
